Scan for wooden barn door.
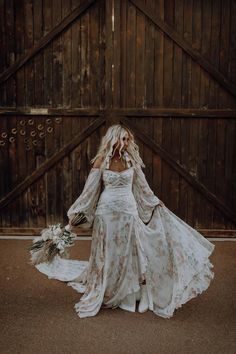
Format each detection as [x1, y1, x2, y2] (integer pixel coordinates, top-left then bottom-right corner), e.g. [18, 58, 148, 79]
[113, 0, 236, 237]
[0, 0, 236, 237]
[0, 0, 108, 236]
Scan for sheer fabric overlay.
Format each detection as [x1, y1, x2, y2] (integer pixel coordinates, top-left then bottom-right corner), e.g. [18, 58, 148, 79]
[35, 165, 215, 319]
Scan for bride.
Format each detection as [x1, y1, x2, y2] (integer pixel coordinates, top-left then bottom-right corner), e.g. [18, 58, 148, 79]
[34, 123, 215, 319]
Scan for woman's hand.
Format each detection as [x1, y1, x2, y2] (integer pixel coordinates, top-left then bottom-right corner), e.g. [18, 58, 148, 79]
[68, 218, 73, 227]
[69, 212, 87, 227]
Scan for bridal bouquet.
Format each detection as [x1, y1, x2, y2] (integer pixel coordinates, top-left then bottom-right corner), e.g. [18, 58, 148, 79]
[29, 212, 87, 266]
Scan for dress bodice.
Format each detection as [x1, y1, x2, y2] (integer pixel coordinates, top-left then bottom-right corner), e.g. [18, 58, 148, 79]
[102, 167, 133, 190]
[95, 167, 139, 216]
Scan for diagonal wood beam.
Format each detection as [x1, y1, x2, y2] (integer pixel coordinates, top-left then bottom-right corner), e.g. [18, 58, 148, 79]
[0, 0, 97, 85]
[121, 117, 236, 225]
[0, 117, 105, 211]
[130, 0, 236, 99]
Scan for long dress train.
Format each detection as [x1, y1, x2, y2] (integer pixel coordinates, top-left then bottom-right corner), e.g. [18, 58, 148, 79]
[35, 165, 215, 319]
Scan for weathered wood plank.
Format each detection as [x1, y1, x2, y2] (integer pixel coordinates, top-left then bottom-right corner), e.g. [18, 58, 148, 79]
[60, 1, 72, 223]
[52, 0, 63, 108]
[135, 5, 145, 107]
[218, 0, 231, 108]
[172, 0, 183, 108]
[16, 116, 29, 227]
[104, 0, 113, 108]
[34, 0, 44, 106]
[191, 0, 201, 108]
[90, 0, 100, 107]
[209, 0, 221, 108]
[113, 0, 121, 107]
[225, 120, 236, 211]
[80, 5, 90, 107]
[45, 113, 57, 226]
[0, 117, 6, 228]
[153, 0, 164, 107]
[145, 5, 154, 108]
[213, 119, 227, 228]
[120, 0, 127, 107]
[126, 1, 136, 107]
[62, 0, 72, 108]
[71, 0, 81, 108]
[228, 0, 236, 108]
[170, 115, 181, 216]
[152, 0, 164, 202]
[99, 0, 106, 109]
[0, 0, 6, 104]
[200, 0, 211, 108]
[15, 1, 25, 107]
[25, 0, 35, 107]
[205, 118, 217, 228]
[43, 0, 53, 106]
[182, 0, 193, 108]
[178, 116, 189, 221]
[163, 0, 173, 107]
[5, 0, 15, 106]
[187, 118, 199, 226]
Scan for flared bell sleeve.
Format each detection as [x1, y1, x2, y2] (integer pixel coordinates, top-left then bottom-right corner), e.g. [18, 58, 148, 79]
[132, 165, 161, 224]
[67, 168, 102, 228]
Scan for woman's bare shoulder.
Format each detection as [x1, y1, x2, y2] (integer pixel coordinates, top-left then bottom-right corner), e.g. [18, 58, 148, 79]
[92, 156, 103, 168]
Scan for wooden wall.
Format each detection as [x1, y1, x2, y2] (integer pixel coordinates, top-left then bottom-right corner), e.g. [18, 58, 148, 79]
[0, 0, 106, 107]
[0, 0, 235, 236]
[116, 0, 236, 109]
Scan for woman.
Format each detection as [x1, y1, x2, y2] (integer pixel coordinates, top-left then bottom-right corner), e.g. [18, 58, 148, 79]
[35, 124, 215, 319]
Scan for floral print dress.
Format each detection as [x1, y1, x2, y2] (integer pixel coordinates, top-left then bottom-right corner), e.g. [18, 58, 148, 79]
[35, 164, 215, 319]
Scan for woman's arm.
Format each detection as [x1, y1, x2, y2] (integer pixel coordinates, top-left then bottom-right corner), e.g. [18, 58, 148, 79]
[132, 165, 164, 223]
[67, 161, 102, 228]
[92, 156, 103, 169]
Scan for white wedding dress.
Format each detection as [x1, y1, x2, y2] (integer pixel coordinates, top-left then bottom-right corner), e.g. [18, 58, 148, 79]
[35, 164, 215, 319]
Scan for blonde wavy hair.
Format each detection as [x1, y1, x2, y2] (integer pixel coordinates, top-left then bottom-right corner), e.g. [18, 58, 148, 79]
[90, 124, 145, 170]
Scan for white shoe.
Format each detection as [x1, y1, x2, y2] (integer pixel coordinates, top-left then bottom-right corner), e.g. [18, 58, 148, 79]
[138, 284, 149, 313]
[119, 292, 136, 312]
